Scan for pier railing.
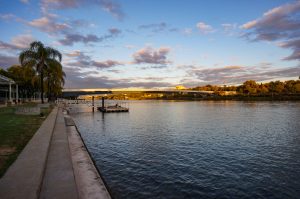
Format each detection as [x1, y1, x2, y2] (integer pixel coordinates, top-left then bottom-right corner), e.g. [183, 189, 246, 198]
[57, 99, 129, 112]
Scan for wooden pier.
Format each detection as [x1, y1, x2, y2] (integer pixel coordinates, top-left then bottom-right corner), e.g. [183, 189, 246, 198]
[97, 97, 129, 113]
[97, 106, 129, 113]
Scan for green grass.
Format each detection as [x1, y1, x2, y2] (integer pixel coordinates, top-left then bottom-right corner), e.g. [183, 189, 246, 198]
[0, 104, 52, 177]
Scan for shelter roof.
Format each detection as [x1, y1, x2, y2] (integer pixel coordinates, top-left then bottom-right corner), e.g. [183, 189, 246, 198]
[0, 74, 15, 85]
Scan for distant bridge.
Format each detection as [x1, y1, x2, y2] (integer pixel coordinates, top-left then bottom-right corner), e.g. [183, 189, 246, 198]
[61, 89, 214, 98]
[62, 90, 112, 98]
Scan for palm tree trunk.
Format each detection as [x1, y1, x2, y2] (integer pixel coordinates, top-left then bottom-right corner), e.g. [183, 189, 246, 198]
[40, 71, 44, 104]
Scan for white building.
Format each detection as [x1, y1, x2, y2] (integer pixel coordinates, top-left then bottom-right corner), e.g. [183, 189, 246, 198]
[0, 74, 18, 105]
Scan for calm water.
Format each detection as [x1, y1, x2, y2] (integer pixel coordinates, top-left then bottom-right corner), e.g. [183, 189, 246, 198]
[72, 101, 300, 199]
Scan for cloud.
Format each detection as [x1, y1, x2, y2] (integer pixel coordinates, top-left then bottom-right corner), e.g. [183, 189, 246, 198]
[140, 65, 168, 70]
[69, 19, 96, 28]
[183, 28, 193, 35]
[133, 46, 171, 65]
[63, 54, 173, 89]
[124, 45, 135, 49]
[280, 39, 300, 60]
[93, 60, 121, 68]
[41, 0, 78, 10]
[107, 69, 121, 73]
[59, 28, 121, 46]
[59, 34, 101, 46]
[26, 13, 120, 46]
[0, 34, 35, 51]
[11, 34, 35, 49]
[108, 27, 121, 34]
[41, 0, 125, 20]
[241, 1, 300, 61]
[187, 65, 300, 85]
[99, 0, 125, 20]
[138, 22, 180, 34]
[222, 23, 237, 35]
[20, 0, 29, 4]
[27, 15, 70, 34]
[65, 50, 82, 57]
[64, 70, 174, 89]
[64, 50, 122, 69]
[196, 22, 214, 34]
[0, 41, 20, 51]
[0, 54, 19, 68]
[0, 14, 16, 21]
[241, 2, 300, 31]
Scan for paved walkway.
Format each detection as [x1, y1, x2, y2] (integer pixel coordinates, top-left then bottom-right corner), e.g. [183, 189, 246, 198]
[39, 109, 78, 199]
[0, 107, 111, 199]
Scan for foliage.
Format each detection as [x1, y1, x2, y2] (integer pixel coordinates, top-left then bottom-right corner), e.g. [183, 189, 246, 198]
[19, 41, 64, 103]
[8, 65, 37, 99]
[192, 79, 300, 95]
[0, 41, 64, 102]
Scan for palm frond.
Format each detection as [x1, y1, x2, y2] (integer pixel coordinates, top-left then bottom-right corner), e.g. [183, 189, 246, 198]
[30, 41, 44, 51]
[45, 47, 62, 62]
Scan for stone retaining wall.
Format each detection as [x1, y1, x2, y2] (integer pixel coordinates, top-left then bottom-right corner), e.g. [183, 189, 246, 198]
[15, 107, 41, 115]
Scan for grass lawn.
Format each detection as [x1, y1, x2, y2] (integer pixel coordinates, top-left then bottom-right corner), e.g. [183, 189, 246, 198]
[0, 104, 52, 177]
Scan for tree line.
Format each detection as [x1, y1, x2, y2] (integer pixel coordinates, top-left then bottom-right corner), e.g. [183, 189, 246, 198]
[0, 41, 65, 103]
[192, 79, 300, 95]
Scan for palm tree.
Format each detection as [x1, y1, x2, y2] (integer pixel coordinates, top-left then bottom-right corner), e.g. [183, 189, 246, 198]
[45, 60, 65, 101]
[19, 41, 62, 103]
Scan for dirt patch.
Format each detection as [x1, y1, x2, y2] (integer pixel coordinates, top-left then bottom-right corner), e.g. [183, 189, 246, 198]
[0, 147, 16, 156]
[0, 147, 16, 176]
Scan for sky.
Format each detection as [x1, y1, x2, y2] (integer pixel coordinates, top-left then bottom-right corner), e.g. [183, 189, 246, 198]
[0, 0, 300, 90]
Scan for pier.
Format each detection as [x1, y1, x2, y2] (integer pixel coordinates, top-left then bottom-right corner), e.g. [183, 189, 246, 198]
[98, 106, 129, 112]
[98, 97, 129, 112]
[59, 96, 129, 113]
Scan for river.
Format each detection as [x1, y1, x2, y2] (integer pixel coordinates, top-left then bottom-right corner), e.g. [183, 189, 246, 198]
[72, 101, 300, 199]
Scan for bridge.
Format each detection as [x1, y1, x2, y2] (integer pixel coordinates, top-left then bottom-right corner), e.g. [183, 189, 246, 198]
[62, 90, 112, 98]
[61, 89, 214, 99]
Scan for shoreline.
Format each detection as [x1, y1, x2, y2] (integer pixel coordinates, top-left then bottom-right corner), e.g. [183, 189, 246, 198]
[0, 106, 111, 199]
[65, 112, 113, 198]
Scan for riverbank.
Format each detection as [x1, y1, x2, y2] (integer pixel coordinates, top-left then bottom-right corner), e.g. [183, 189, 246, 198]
[0, 106, 111, 199]
[88, 92, 300, 101]
[158, 94, 300, 101]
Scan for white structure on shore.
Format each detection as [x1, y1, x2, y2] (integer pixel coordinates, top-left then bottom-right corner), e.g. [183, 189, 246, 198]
[0, 74, 18, 105]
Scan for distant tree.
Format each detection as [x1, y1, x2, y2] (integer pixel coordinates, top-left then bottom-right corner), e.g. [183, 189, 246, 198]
[274, 81, 285, 93]
[243, 80, 258, 94]
[257, 83, 269, 94]
[294, 83, 300, 93]
[284, 80, 295, 93]
[191, 79, 300, 96]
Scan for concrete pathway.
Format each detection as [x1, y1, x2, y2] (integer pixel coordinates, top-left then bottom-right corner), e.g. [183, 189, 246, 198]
[0, 107, 111, 199]
[39, 109, 78, 199]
